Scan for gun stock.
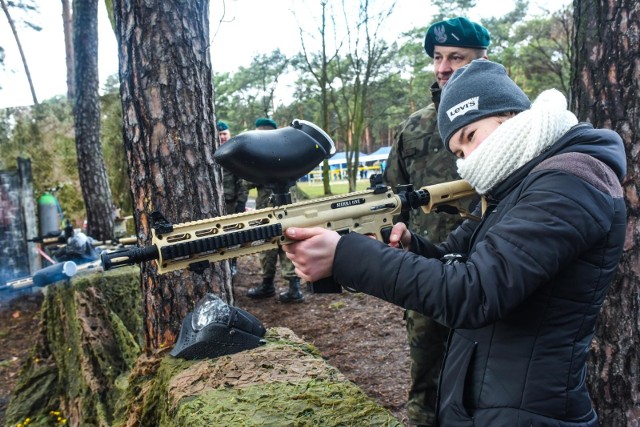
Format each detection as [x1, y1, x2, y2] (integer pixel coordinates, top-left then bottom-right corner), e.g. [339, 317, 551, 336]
[100, 179, 476, 276]
[419, 180, 478, 217]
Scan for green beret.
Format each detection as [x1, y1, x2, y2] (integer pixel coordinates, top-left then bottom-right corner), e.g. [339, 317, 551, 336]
[424, 17, 490, 58]
[216, 121, 229, 131]
[254, 118, 277, 129]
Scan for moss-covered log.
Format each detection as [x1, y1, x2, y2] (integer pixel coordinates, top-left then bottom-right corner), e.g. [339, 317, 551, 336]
[4, 269, 403, 427]
[114, 328, 403, 426]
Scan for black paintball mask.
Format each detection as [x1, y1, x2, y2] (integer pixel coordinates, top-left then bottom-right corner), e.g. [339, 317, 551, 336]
[170, 294, 266, 360]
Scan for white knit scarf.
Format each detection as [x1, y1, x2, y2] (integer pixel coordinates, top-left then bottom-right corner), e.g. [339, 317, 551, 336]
[456, 89, 578, 194]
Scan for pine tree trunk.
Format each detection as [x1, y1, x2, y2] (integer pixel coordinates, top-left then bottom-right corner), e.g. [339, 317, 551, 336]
[112, 0, 232, 353]
[73, 0, 115, 241]
[572, 0, 640, 424]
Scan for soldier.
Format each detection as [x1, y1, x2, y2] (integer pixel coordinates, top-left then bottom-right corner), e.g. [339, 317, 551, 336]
[246, 117, 304, 303]
[383, 17, 490, 427]
[217, 121, 249, 276]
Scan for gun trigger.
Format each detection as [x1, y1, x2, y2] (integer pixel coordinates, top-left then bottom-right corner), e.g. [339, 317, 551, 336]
[381, 225, 403, 249]
[381, 226, 392, 244]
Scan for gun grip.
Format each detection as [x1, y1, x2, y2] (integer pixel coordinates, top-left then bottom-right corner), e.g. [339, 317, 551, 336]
[380, 225, 393, 244]
[309, 276, 342, 293]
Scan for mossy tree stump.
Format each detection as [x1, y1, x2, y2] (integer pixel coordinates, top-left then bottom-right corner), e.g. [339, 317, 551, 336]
[4, 269, 403, 427]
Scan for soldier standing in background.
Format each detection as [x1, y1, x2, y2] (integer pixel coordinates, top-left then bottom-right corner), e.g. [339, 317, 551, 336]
[217, 120, 249, 276]
[383, 17, 490, 427]
[246, 118, 304, 303]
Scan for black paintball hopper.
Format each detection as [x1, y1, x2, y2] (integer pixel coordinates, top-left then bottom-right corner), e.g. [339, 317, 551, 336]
[214, 118, 336, 186]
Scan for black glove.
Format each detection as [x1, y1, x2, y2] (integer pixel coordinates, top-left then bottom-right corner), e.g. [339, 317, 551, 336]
[235, 202, 246, 213]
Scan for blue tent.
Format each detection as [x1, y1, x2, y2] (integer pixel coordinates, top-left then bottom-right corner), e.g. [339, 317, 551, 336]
[361, 146, 391, 163]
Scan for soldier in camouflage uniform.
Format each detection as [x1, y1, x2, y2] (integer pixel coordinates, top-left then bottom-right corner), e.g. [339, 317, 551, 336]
[217, 121, 249, 276]
[246, 118, 304, 303]
[383, 17, 490, 427]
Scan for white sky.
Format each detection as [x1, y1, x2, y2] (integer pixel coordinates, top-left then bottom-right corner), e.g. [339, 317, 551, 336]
[0, 0, 569, 109]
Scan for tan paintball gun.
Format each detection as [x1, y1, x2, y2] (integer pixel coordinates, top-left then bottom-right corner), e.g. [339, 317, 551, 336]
[100, 178, 475, 273]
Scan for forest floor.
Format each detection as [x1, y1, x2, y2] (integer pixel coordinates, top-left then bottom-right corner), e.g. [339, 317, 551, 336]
[0, 254, 411, 425]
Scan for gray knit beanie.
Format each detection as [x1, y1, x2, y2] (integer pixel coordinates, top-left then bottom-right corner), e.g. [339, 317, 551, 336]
[438, 59, 531, 150]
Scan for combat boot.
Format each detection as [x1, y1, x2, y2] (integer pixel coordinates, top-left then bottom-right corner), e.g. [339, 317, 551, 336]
[278, 277, 304, 303]
[247, 277, 275, 299]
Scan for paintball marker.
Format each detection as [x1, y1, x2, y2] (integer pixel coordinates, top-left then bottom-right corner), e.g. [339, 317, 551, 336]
[99, 119, 477, 291]
[100, 178, 475, 276]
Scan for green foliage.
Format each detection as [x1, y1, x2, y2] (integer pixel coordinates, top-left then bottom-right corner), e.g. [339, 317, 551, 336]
[101, 74, 132, 216]
[0, 98, 85, 225]
[510, 7, 572, 98]
[482, 2, 571, 99]
[430, 0, 478, 22]
[0, 82, 132, 227]
[214, 49, 291, 131]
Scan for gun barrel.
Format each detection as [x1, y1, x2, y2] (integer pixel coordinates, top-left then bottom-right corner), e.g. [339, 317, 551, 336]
[101, 246, 159, 270]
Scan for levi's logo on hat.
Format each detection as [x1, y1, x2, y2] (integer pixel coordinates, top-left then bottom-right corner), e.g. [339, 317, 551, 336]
[446, 96, 479, 121]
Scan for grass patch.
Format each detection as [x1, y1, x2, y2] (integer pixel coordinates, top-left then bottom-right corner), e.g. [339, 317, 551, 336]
[249, 181, 370, 200]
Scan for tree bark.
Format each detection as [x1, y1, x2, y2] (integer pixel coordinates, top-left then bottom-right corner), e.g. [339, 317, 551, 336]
[572, 0, 640, 425]
[112, 0, 231, 353]
[73, 0, 116, 241]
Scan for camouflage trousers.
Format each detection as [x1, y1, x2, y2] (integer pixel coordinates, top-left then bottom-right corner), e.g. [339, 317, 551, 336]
[405, 309, 449, 426]
[259, 248, 297, 281]
[225, 200, 237, 214]
[256, 186, 299, 282]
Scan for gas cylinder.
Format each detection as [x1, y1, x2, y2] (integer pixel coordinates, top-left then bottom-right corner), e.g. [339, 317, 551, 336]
[38, 193, 61, 237]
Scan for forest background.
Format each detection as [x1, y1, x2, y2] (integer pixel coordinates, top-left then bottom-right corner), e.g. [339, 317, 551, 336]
[0, 0, 638, 425]
[0, 0, 572, 227]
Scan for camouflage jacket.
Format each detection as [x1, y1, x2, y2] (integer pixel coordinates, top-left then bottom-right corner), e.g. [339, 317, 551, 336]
[383, 85, 462, 243]
[222, 168, 248, 206]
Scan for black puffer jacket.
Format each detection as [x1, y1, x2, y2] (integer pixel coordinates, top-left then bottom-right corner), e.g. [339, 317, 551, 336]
[333, 124, 626, 426]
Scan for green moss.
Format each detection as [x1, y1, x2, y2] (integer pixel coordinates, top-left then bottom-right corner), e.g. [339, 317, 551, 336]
[114, 355, 195, 427]
[329, 301, 346, 310]
[73, 266, 143, 345]
[4, 268, 144, 427]
[263, 329, 323, 358]
[109, 310, 142, 367]
[172, 381, 403, 427]
[3, 356, 60, 426]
